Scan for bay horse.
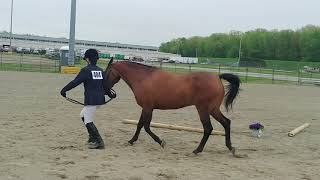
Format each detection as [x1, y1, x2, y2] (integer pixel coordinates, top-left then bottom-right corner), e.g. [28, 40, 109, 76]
[104, 60, 240, 155]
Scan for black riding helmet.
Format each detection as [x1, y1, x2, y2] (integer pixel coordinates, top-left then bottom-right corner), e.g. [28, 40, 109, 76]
[83, 49, 99, 65]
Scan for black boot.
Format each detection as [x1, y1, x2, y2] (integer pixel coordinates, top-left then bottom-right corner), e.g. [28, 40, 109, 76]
[85, 122, 105, 149]
[82, 117, 95, 144]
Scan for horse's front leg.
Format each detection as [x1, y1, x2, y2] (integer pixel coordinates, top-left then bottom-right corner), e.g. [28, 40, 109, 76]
[128, 109, 146, 145]
[143, 109, 166, 148]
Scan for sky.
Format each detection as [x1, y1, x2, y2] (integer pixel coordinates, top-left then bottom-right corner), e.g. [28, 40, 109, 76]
[0, 0, 319, 46]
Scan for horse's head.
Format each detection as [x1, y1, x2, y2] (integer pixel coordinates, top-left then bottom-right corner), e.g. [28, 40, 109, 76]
[104, 58, 121, 87]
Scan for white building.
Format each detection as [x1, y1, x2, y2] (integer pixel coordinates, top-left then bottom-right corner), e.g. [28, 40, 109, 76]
[0, 32, 180, 60]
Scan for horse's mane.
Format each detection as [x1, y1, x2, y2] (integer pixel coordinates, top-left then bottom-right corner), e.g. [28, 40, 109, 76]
[121, 61, 158, 72]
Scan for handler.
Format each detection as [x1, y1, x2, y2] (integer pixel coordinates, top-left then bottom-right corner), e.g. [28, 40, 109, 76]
[60, 49, 114, 149]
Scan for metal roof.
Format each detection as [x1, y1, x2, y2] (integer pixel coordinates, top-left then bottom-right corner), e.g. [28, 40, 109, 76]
[0, 32, 158, 51]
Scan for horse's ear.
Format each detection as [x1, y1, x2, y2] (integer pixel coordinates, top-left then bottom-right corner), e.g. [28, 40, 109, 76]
[106, 57, 114, 70]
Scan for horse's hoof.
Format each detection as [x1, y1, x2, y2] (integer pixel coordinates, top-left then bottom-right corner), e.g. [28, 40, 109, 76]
[128, 140, 134, 145]
[160, 139, 166, 148]
[192, 149, 201, 155]
[230, 147, 248, 158]
[231, 147, 236, 155]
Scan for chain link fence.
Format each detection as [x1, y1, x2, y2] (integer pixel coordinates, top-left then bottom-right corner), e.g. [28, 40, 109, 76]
[0, 52, 60, 73]
[1, 52, 320, 85]
[145, 61, 320, 85]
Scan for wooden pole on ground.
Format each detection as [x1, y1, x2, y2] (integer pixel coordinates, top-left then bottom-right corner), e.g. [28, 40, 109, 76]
[122, 119, 225, 136]
[288, 123, 310, 137]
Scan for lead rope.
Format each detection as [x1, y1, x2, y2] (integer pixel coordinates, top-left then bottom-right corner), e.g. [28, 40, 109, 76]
[64, 88, 116, 106]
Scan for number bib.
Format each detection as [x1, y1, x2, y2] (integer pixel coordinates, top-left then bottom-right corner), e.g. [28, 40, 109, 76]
[91, 71, 103, 79]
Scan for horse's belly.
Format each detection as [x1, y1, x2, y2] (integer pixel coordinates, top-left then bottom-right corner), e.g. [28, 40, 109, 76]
[154, 104, 191, 110]
[154, 96, 191, 110]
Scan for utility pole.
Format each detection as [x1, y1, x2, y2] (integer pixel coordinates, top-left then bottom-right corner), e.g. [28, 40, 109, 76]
[9, 0, 14, 47]
[68, 0, 76, 66]
[237, 35, 243, 66]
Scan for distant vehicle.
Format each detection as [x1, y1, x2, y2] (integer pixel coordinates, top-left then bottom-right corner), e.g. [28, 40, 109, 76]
[45, 48, 60, 60]
[23, 48, 31, 54]
[15, 47, 34, 54]
[130, 56, 144, 62]
[303, 66, 320, 73]
[44, 48, 50, 53]
[158, 57, 170, 63]
[47, 52, 60, 60]
[124, 55, 131, 60]
[46, 48, 58, 55]
[75, 49, 84, 59]
[169, 57, 198, 64]
[32, 49, 40, 54]
[16, 47, 23, 53]
[38, 48, 46, 55]
[3, 46, 10, 52]
[148, 57, 159, 62]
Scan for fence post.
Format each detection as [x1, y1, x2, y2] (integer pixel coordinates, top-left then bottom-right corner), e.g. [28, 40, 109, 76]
[55, 60, 57, 73]
[40, 59, 42, 72]
[0, 52, 2, 69]
[297, 69, 301, 85]
[174, 62, 176, 72]
[19, 53, 22, 71]
[298, 63, 302, 85]
[160, 61, 162, 69]
[189, 63, 191, 73]
[218, 64, 221, 75]
[259, 65, 262, 80]
[272, 67, 275, 84]
[245, 67, 248, 83]
[59, 59, 61, 73]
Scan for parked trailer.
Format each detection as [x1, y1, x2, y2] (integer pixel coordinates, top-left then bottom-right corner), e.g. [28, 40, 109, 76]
[169, 57, 198, 64]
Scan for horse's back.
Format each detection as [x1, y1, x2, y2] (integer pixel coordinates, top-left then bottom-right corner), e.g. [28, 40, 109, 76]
[142, 71, 224, 109]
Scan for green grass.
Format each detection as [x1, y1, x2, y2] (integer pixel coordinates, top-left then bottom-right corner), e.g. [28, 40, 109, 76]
[199, 57, 320, 69]
[198, 57, 238, 65]
[0, 63, 59, 73]
[161, 66, 298, 85]
[264, 60, 320, 71]
[239, 76, 298, 85]
[190, 58, 320, 79]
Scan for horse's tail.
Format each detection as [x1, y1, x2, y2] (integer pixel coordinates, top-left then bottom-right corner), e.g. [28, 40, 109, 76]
[219, 73, 241, 111]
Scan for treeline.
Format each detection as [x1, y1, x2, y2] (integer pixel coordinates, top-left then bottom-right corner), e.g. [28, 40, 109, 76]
[159, 25, 320, 62]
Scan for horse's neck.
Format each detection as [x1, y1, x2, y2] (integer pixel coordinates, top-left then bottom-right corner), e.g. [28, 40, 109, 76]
[113, 63, 144, 90]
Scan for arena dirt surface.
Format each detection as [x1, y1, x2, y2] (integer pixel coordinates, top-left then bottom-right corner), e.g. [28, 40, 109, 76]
[0, 71, 319, 180]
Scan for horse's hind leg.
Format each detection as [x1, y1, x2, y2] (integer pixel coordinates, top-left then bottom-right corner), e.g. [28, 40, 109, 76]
[128, 109, 148, 145]
[193, 106, 213, 154]
[143, 110, 165, 148]
[210, 109, 235, 155]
